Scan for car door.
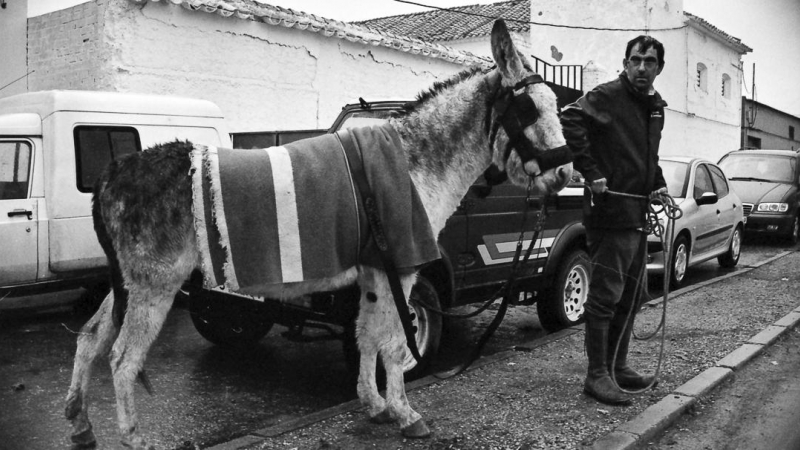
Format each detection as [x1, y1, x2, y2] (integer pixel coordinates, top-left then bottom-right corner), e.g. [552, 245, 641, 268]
[690, 163, 719, 256]
[0, 140, 38, 286]
[707, 164, 738, 251]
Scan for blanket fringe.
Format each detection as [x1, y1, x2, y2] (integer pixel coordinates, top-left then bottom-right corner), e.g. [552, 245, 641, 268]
[204, 146, 240, 292]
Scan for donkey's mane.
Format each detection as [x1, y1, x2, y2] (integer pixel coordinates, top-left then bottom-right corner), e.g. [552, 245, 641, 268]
[405, 65, 491, 114]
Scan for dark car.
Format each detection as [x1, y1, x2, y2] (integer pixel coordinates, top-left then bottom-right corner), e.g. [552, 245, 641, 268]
[194, 100, 589, 379]
[717, 149, 800, 244]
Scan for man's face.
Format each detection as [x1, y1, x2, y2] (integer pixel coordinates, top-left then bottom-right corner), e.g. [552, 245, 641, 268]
[623, 43, 663, 93]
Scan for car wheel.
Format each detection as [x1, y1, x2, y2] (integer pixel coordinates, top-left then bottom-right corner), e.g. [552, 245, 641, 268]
[189, 289, 273, 348]
[718, 225, 742, 268]
[787, 215, 799, 245]
[342, 274, 443, 383]
[669, 235, 689, 290]
[537, 247, 590, 332]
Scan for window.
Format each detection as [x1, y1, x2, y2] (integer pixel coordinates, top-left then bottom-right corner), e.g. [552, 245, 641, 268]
[791, 126, 796, 141]
[0, 141, 32, 200]
[693, 164, 714, 199]
[746, 136, 762, 149]
[696, 63, 708, 92]
[722, 74, 731, 99]
[707, 165, 729, 198]
[74, 126, 141, 192]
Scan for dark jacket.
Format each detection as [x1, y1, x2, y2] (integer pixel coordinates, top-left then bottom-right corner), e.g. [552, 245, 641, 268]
[561, 73, 668, 229]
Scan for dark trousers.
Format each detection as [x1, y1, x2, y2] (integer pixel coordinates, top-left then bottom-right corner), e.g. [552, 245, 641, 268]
[584, 228, 648, 320]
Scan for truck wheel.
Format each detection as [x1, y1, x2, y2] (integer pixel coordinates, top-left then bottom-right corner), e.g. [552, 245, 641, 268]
[342, 274, 443, 383]
[718, 225, 742, 268]
[188, 289, 273, 348]
[537, 248, 590, 332]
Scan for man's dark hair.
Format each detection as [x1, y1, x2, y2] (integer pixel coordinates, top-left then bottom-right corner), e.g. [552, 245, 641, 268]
[625, 35, 665, 67]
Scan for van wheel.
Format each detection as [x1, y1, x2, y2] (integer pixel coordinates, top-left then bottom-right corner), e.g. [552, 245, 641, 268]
[537, 248, 590, 332]
[342, 274, 442, 383]
[718, 225, 742, 268]
[189, 289, 273, 347]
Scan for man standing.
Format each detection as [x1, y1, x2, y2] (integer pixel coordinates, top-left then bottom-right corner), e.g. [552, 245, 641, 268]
[561, 36, 669, 406]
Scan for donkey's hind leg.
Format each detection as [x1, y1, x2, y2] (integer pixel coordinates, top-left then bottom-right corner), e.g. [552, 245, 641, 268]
[65, 292, 120, 449]
[356, 268, 431, 438]
[110, 280, 181, 450]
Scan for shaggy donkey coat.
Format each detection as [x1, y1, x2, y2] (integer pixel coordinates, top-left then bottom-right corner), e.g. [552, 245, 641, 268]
[65, 20, 572, 449]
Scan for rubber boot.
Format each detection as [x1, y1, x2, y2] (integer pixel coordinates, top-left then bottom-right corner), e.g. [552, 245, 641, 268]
[608, 312, 656, 390]
[584, 317, 631, 406]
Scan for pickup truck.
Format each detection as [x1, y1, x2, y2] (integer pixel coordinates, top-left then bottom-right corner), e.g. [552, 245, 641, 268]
[190, 100, 590, 379]
[0, 90, 231, 307]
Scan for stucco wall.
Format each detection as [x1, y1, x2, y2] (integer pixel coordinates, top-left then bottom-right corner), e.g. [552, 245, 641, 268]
[27, 0, 110, 93]
[26, 0, 470, 133]
[0, 0, 30, 97]
[745, 101, 800, 150]
[528, 0, 748, 161]
[661, 109, 741, 162]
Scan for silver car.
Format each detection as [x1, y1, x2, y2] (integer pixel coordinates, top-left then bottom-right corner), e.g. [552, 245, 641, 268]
[647, 156, 745, 289]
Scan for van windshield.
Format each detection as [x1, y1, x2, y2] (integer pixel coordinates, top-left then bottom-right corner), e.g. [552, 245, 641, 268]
[719, 154, 796, 183]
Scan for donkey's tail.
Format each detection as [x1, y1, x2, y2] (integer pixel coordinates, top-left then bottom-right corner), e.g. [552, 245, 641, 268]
[92, 178, 129, 329]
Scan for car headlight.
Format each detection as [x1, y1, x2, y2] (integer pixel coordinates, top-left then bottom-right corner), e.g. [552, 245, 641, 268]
[757, 202, 789, 212]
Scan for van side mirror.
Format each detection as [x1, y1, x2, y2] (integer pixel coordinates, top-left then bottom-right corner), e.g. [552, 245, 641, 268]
[696, 192, 718, 206]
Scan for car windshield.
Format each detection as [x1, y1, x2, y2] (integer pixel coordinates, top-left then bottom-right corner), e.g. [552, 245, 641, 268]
[659, 160, 689, 198]
[718, 154, 796, 183]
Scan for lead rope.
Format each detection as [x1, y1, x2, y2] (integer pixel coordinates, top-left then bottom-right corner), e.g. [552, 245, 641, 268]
[587, 187, 682, 394]
[434, 180, 547, 378]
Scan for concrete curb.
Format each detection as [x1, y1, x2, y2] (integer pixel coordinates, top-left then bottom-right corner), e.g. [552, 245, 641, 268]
[590, 251, 800, 450]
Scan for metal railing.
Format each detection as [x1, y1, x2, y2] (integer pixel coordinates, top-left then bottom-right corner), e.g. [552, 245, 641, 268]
[530, 55, 583, 92]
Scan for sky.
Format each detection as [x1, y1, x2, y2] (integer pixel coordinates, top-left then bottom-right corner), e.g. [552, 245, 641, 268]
[27, 0, 800, 118]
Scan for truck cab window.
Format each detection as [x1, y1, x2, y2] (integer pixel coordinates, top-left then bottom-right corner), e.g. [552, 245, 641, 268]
[0, 141, 32, 200]
[74, 126, 141, 192]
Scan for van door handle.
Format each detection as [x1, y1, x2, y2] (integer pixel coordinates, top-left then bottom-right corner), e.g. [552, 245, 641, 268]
[8, 209, 33, 220]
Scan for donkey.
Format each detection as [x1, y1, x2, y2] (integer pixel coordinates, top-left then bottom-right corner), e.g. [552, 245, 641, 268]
[65, 20, 573, 449]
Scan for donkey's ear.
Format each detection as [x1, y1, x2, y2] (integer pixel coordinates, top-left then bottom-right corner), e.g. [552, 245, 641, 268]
[490, 19, 525, 85]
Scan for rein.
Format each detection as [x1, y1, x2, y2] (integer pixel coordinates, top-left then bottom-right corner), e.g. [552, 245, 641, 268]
[421, 182, 549, 379]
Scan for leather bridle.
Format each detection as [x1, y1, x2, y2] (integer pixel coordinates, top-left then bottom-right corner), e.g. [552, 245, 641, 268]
[487, 73, 573, 184]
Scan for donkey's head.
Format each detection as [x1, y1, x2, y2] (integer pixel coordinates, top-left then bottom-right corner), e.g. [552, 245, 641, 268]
[488, 20, 573, 195]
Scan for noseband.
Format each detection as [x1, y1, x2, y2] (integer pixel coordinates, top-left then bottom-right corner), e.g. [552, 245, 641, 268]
[487, 73, 573, 182]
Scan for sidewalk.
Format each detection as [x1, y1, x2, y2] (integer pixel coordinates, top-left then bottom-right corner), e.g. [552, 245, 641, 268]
[210, 250, 800, 450]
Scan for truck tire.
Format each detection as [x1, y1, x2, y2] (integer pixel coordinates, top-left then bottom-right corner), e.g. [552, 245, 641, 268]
[188, 289, 273, 348]
[537, 248, 590, 332]
[342, 274, 443, 383]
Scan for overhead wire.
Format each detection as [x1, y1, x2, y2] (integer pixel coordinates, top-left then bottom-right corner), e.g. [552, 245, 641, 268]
[393, 0, 689, 32]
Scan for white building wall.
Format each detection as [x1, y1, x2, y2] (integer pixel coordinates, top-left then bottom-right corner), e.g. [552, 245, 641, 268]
[25, 0, 470, 133]
[528, 0, 746, 161]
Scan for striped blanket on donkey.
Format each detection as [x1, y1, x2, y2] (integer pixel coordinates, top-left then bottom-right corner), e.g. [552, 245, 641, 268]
[191, 124, 440, 295]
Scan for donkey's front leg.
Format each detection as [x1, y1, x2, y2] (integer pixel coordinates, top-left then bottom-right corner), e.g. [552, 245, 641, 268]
[357, 268, 431, 438]
[110, 283, 177, 450]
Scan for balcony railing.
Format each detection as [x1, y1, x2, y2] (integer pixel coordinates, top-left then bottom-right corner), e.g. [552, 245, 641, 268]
[530, 55, 583, 92]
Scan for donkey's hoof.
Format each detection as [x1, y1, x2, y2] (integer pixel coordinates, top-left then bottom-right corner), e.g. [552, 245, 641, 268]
[70, 427, 97, 449]
[369, 408, 396, 424]
[401, 419, 431, 438]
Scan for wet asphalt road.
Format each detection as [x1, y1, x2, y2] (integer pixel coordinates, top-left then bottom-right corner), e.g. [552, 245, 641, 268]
[0, 238, 789, 450]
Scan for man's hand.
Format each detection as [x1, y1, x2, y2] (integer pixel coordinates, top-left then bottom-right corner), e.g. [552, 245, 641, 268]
[589, 177, 607, 194]
[650, 186, 668, 202]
